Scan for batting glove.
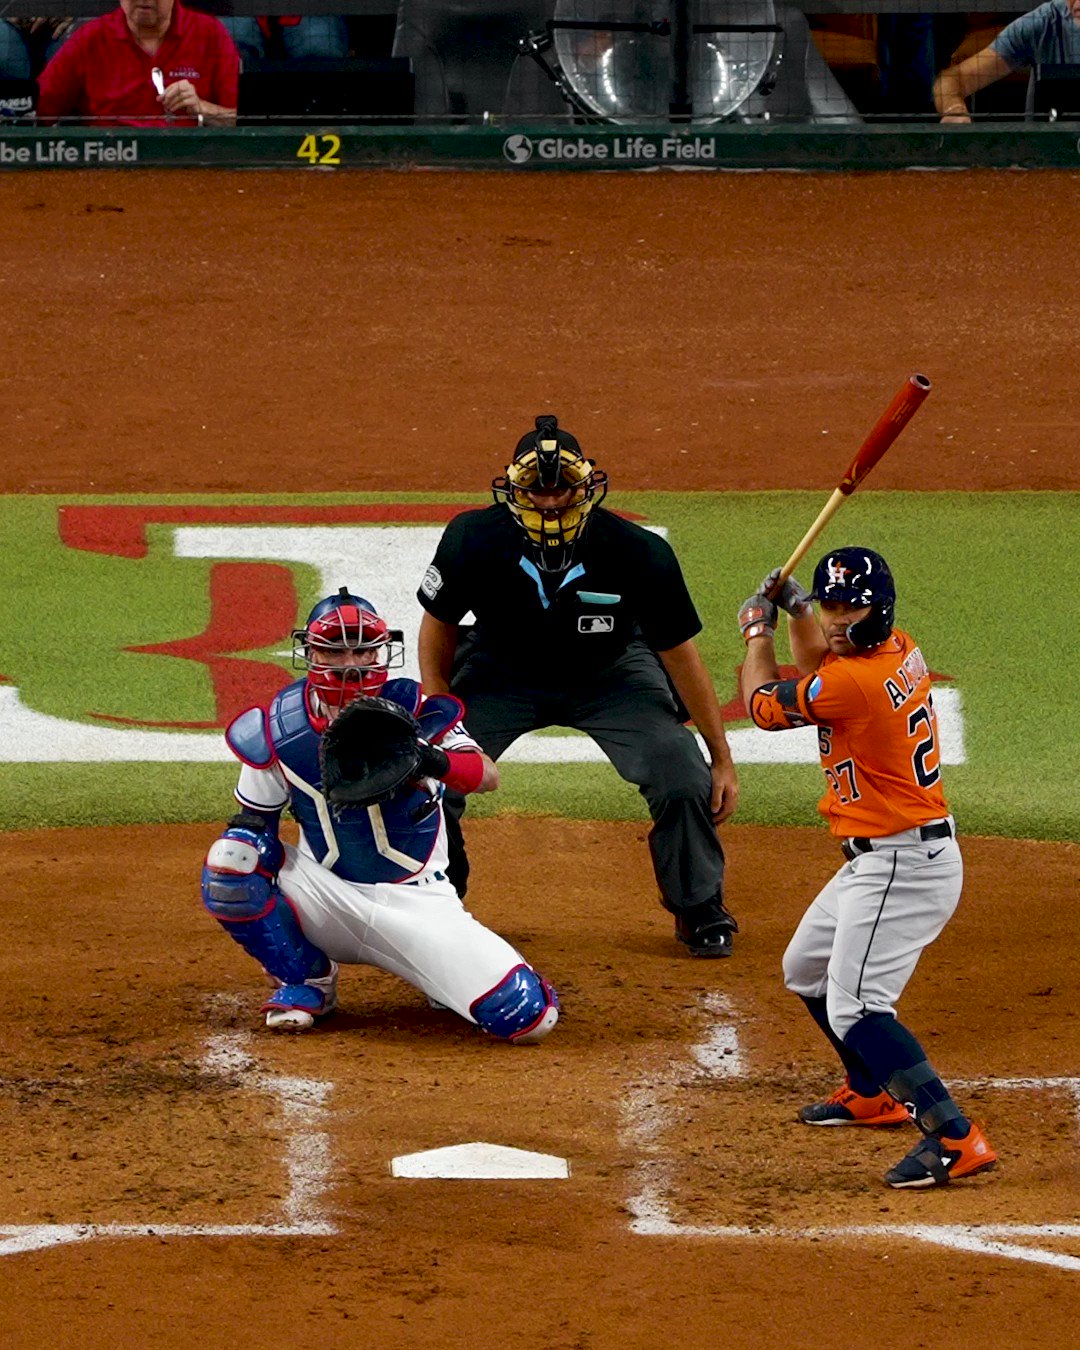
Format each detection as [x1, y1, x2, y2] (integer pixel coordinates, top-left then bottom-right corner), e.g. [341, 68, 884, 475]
[762, 567, 813, 618]
[738, 593, 778, 642]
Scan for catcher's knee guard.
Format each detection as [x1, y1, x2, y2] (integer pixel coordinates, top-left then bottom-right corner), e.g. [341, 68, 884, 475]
[471, 965, 559, 1045]
[201, 824, 330, 987]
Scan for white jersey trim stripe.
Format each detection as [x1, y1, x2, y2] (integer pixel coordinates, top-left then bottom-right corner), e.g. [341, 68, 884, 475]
[366, 802, 428, 872]
[278, 761, 340, 870]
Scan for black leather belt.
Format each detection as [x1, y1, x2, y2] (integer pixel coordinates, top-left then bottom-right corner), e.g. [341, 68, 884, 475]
[844, 820, 952, 859]
[404, 870, 447, 886]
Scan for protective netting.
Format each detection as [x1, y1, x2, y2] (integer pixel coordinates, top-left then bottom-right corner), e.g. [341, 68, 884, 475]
[2, 4, 1069, 125]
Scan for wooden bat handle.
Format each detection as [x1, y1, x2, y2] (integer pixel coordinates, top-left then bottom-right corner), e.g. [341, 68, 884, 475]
[766, 373, 931, 597]
[769, 488, 846, 593]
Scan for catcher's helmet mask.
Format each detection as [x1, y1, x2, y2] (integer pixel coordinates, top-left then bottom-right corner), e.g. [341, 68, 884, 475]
[492, 413, 608, 573]
[810, 547, 895, 649]
[293, 586, 404, 711]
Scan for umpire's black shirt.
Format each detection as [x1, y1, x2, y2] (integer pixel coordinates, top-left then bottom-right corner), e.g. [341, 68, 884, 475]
[417, 505, 701, 680]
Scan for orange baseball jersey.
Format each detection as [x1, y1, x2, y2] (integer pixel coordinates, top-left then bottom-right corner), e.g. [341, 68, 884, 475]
[750, 629, 949, 837]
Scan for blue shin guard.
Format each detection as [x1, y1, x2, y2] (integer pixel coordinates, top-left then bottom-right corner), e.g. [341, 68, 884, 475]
[201, 823, 332, 1009]
[470, 965, 559, 1045]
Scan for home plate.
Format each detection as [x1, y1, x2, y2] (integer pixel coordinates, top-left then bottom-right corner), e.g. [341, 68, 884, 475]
[390, 1142, 570, 1179]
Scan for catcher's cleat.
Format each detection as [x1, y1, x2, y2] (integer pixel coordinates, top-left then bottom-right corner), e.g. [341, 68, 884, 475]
[263, 963, 339, 1032]
[799, 1084, 911, 1127]
[884, 1123, 997, 1189]
[674, 897, 738, 958]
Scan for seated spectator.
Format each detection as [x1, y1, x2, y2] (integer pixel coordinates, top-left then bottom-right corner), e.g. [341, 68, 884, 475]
[219, 16, 350, 68]
[0, 20, 33, 79]
[933, 0, 1080, 121]
[4, 18, 81, 76]
[37, 0, 238, 126]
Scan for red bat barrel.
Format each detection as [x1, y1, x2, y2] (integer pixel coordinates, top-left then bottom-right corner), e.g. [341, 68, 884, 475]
[840, 373, 932, 496]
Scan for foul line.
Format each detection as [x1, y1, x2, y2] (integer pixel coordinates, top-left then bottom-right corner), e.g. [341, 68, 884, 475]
[0, 1032, 336, 1257]
[622, 1001, 1080, 1272]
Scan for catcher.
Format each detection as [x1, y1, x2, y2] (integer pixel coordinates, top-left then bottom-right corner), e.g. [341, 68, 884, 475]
[200, 586, 559, 1043]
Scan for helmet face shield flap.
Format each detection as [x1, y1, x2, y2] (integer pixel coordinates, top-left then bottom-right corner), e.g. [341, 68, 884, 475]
[492, 415, 608, 572]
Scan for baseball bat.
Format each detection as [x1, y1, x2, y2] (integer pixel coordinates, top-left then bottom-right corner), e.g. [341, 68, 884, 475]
[765, 373, 932, 596]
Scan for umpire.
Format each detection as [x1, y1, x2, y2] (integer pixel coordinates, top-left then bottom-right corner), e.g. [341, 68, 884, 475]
[416, 414, 740, 957]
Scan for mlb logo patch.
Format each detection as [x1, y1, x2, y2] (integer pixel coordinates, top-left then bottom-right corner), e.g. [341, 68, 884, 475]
[578, 615, 614, 634]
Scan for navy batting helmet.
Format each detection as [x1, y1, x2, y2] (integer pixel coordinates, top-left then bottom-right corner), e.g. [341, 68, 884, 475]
[811, 547, 895, 649]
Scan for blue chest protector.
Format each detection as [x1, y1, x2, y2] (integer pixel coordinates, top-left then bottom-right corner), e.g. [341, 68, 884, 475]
[229, 679, 462, 884]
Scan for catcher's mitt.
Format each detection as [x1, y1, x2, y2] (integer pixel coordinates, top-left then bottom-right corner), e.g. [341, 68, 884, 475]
[319, 696, 447, 810]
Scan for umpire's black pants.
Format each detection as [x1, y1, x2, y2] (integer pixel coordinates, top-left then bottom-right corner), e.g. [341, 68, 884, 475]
[444, 643, 726, 916]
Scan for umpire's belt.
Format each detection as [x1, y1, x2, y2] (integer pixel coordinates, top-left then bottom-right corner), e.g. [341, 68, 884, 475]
[842, 818, 953, 861]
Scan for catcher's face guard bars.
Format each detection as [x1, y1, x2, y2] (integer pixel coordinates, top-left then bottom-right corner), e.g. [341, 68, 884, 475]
[291, 625, 405, 708]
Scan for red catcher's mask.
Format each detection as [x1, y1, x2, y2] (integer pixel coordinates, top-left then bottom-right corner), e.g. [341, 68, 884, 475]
[291, 589, 404, 712]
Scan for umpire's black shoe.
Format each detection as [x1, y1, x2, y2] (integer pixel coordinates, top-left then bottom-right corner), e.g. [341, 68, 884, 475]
[674, 898, 738, 958]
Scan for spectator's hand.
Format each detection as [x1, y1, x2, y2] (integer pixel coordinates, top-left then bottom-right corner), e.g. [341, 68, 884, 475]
[940, 109, 971, 124]
[161, 79, 203, 121]
[29, 18, 75, 39]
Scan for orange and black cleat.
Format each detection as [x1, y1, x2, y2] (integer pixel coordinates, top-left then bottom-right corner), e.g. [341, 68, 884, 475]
[799, 1083, 911, 1127]
[884, 1123, 997, 1189]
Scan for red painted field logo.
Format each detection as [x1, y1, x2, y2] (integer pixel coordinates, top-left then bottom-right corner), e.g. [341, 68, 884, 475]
[0, 499, 966, 768]
[60, 503, 476, 730]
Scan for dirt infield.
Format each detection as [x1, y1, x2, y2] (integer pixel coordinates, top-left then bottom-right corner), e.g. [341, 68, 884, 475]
[2, 169, 1079, 496]
[1, 168, 1079, 1345]
[2, 821, 1079, 1347]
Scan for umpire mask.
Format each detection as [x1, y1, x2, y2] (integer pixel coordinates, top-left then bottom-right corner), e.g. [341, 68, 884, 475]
[492, 414, 608, 572]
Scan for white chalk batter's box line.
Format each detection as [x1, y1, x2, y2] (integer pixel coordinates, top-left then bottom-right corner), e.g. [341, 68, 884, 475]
[622, 995, 1080, 1273]
[0, 1033, 337, 1258]
[2, 1019, 1075, 1271]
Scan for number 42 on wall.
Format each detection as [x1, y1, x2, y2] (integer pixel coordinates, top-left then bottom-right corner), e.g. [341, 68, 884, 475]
[297, 134, 342, 167]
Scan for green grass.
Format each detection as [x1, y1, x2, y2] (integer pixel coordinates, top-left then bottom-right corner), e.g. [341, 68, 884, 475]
[0, 491, 1076, 840]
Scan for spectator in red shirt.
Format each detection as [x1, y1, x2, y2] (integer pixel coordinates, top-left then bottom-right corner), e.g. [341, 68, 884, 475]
[37, 0, 238, 126]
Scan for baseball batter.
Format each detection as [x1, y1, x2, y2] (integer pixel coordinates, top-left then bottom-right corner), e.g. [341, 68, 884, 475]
[199, 587, 559, 1044]
[737, 548, 996, 1188]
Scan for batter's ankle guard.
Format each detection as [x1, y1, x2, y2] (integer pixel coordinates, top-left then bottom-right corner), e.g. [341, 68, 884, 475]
[884, 1062, 963, 1135]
